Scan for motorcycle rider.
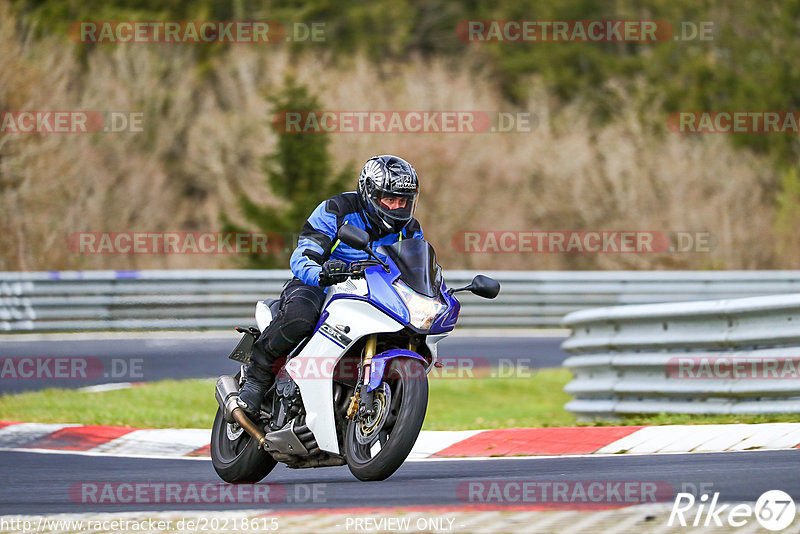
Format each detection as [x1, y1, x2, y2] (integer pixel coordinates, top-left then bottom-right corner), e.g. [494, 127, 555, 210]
[237, 155, 423, 414]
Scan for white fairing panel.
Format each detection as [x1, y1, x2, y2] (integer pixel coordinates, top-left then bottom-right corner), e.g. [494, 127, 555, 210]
[255, 301, 273, 332]
[286, 297, 403, 455]
[324, 277, 369, 301]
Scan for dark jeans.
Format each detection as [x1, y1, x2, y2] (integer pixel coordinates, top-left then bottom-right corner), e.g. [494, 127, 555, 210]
[247, 279, 327, 383]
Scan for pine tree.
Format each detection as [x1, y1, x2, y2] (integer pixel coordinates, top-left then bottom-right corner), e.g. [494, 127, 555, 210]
[222, 77, 354, 268]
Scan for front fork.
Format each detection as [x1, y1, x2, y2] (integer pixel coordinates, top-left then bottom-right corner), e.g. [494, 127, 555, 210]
[347, 334, 377, 419]
[347, 335, 418, 420]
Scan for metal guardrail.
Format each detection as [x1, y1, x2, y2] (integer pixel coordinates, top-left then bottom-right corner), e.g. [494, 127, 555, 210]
[1, 270, 800, 332]
[561, 294, 800, 419]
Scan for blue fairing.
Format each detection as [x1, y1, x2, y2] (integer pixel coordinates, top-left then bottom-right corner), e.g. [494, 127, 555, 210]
[319, 239, 457, 333]
[364, 262, 410, 325]
[367, 349, 428, 391]
[314, 265, 410, 333]
[430, 280, 460, 334]
[313, 309, 329, 334]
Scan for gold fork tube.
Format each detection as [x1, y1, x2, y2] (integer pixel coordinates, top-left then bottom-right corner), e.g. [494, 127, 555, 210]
[363, 334, 377, 385]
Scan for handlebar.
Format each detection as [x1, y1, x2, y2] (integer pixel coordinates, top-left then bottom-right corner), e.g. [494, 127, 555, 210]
[345, 259, 384, 278]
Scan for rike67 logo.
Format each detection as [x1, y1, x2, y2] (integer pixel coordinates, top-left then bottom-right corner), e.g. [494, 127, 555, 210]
[669, 490, 796, 531]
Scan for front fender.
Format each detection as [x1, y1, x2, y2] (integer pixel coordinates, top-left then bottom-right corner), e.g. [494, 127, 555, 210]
[367, 349, 427, 392]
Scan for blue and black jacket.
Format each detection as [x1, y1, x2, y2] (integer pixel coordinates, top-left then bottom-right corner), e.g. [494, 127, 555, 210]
[290, 191, 423, 287]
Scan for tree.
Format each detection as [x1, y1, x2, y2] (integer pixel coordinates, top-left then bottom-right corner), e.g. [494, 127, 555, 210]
[222, 77, 354, 268]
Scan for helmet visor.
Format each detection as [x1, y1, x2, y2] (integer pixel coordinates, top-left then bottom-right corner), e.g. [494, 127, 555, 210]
[369, 190, 418, 223]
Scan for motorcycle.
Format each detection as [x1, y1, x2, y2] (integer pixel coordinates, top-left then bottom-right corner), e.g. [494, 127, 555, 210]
[210, 225, 500, 482]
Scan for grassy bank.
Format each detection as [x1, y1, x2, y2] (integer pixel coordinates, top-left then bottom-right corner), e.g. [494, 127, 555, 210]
[0, 5, 785, 273]
[0, 370, 796, 429]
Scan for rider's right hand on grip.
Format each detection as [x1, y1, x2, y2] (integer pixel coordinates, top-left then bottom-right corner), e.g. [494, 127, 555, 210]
[318, 259, 349, 287]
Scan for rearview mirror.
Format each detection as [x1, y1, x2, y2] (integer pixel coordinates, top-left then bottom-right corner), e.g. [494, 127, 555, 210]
[469, 275, 500, 299]
[337, 225, 369, 250]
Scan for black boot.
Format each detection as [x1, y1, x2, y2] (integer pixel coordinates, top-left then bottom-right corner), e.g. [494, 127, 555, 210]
[236, 364, 273, 415]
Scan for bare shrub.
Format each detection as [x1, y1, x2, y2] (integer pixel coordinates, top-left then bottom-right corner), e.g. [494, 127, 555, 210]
[0, 8, 780, 271]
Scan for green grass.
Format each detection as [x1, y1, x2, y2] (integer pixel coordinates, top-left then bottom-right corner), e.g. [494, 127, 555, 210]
[423, 368, 578, 429]
[0, 370, 797, 429]
[0, 379, 218, 428]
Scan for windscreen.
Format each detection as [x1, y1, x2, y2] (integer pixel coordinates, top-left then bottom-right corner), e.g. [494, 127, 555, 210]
[380, 238, 442, 298]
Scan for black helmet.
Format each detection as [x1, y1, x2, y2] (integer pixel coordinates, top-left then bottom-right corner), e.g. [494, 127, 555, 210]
[357, 155, 420, 234]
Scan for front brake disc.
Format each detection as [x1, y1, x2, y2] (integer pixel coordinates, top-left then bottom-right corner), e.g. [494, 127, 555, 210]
[355, 384, 392, 445]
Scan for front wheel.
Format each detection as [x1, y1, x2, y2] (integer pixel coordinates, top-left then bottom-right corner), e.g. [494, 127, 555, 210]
[344, 358, 428, 481]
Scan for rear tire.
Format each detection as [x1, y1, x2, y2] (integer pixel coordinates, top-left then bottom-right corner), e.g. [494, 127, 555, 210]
[344, 358, 428, 481]
[210, 376, 277, 483]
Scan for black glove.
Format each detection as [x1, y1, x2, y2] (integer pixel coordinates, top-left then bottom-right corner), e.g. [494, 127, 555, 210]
[318, 259, 349, 287]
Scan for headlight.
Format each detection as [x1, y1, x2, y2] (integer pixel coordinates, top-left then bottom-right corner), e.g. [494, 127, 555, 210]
[393, 280, 446, 330]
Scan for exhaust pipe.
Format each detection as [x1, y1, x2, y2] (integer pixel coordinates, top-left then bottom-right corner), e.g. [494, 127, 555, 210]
[231, 409, 268, 450]
[215, 375, 242, 423]
[215, 375, 268, 450]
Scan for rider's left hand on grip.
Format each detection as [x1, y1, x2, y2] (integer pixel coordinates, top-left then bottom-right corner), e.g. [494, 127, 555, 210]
[318, 259, 349, 287]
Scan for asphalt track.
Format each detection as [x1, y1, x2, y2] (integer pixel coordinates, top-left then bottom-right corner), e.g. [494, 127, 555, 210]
[0, 336, 569, 395]
[0, 450, 797, 515]
[4, 336, 794, 526]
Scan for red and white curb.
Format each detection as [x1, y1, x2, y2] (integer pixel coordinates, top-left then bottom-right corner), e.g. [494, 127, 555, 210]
[1, 420, 799, 459]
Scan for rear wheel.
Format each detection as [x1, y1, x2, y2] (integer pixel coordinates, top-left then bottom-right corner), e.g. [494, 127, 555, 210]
[210, 376, 276, 483]
[344, 358, 428, 481]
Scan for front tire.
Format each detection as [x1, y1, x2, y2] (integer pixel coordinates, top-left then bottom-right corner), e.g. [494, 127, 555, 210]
[344, 358, 428, 481]
[210, 405, 277, 483]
